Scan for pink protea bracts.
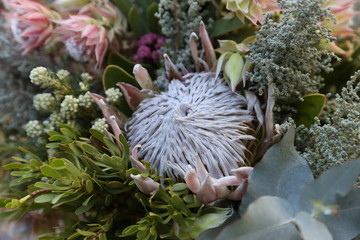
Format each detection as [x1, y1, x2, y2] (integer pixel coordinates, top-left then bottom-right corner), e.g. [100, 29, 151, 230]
[325, 0, 358, 38]
[2, 0, 60, 54]
[54, 15, 109, 67]
[53, 0, 126, 67]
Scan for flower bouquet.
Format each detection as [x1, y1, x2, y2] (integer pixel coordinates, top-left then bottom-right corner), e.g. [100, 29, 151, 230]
[0, 0, 359, 239]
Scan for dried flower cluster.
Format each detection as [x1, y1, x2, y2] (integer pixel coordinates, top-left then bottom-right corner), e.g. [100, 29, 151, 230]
[248, 0, 338, 100]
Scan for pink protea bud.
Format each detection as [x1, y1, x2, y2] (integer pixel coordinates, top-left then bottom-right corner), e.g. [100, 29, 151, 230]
[2, 0, 60, 54]
[54, 15, 109, 67]
[130, 174, 159, 195]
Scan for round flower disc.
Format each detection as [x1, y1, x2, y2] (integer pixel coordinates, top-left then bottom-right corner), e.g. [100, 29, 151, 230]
[127, 73, 254, 179]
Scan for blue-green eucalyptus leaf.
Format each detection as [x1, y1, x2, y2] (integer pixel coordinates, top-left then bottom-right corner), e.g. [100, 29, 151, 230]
[216, 196, 301, 240]
[295, 211, 332, 240]
[318, 188, 360, 240]
[300, 159, 360, 213]
[240, 127, 313, 214]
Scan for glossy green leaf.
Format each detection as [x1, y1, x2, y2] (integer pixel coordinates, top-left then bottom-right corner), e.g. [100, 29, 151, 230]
[112, 0, 132, 16]
[290, 94, 326, 128]
[128, 5, 147, 36]
[146, 2, 160, 34]
[107, 52, 136, 74]
[102, 65, 140, 90]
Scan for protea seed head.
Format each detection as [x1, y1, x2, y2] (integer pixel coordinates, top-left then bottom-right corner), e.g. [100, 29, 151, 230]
[126, 72, 255, 179]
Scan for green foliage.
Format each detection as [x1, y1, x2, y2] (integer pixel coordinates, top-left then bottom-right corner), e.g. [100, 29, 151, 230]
[203, 127, 360, 240]
[102, 65, 140, 90]
[210, 17, 244, 37]
[122, 183, 230, 240]
[113, 0, 161, 36]
[290, 94, 326, 128]
[1, 124, 229, 239]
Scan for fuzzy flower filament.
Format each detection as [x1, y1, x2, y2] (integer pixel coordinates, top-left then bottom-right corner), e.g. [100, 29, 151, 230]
[127, 73, 255, 179]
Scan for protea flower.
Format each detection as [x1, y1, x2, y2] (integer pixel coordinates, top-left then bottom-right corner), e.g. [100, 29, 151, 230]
[54, 15, 108, 66]
[53, 0, 126, 67]
[225, 0, 279, 25]
[2, 0, 60, 54]
[325, 0, 358, 38]
[93, 22, 275, 204]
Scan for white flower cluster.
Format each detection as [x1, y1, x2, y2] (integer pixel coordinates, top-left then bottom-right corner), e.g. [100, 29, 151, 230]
[105, 87, 122, 103]
[56, 69, 71, 80]
[81, 72, 93, 82]
[92, 118, 109, 132]
[29, 66, 48, 85]
[78, 92, 93, 109]
[60, 95, 79, 119]
[24, 120, 44, 138]
[33, 93, 56, 112]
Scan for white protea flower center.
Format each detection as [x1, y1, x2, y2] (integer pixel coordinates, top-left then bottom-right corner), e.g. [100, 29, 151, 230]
[127, 73, 255, 179]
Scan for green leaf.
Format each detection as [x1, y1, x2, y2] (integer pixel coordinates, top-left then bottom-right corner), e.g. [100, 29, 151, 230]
[216, 196, 300, 240]
[60, 127, 77, 139]
[290, 94, 326, 128]
[75, 200, 95, 215]
[3, 162, 27, 170]
[85, 180, 93, 193]
[0, 210, 16, 220]
[196, 214, 239, 240]
[112, 0, 132, 16]
[295, 211, 332, 240]
[241, 127, 313, 214]
[76, 229, 95, 237]
[224, 53, 244, 91]
[34, 194, 58, 203]
[107, 52, 136, 74]
[34, 182, 70, 191]
[40, 165, 63, 180]
[318, 188, 360, 240]
[102, 65, 140, 90]
[300, 159, 360, 213]
[128, 5, 147, 36]
[146, 2, 160, 34]
[210, 17, 244, 37]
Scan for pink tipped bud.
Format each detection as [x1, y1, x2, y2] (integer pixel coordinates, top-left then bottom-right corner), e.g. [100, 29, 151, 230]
[130, 174, 159, 195]
[133, 64, 158, 91]
[130, 145, 147, 173]
[184, 165, 201, 193]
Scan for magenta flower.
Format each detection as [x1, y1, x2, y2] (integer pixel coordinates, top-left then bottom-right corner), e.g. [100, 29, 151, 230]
[133, 33, 166, 65]
[2, 0, 60, 54]
[54, 15, 108, 67]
